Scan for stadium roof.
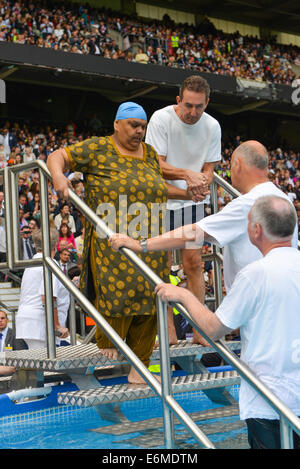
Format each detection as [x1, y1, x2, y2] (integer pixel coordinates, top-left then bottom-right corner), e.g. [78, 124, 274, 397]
[142, 0, 300, 36]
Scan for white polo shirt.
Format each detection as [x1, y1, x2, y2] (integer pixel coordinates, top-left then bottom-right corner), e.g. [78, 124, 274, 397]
[197, 181, 299, 292]
[145, 106, 221, 210]
[49, 262, 70, 328]
[16, 254, 70, 342]
[39, 260, 70, 344]
[216, 247, 300, 420]
[16, 253, 46, 341]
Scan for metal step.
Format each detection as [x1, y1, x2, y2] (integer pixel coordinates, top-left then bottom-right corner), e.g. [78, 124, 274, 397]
[88, 405, 248, 449]
[0, 287, 20, 294]
[0, 282, 13, 288]
[57, 370, 240, 407]
[2, 340, 240, 372]
[0, 299, 19, 308]
[91, 404, 240, 435]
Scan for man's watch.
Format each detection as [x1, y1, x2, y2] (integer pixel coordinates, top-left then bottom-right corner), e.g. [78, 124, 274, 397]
[140, 238, 148, 253]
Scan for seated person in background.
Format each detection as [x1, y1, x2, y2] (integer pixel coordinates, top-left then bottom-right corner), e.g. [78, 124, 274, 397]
[135, 47, 149, 64]
[19, 208, 28, 229]
[19, 225, 36, 260]
[28, 192, 41, 221]
[54, 202, 76, 233]
[28, 218, 40, 233]
[57, 221, 76, 252]
[18, 193, 30, 220]
[0, 309, 27, 376]
[56, 247, 77, 275]
[54, 239, 77, 263]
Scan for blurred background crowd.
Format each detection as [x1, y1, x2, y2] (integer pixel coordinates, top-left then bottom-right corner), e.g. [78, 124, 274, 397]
[0, 0, 299, 85]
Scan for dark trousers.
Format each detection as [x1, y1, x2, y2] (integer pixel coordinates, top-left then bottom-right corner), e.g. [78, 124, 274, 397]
[246, 418, 300, 449]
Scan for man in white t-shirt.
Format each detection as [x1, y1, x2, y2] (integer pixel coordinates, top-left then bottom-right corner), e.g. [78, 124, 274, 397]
[40, 263, 70, 346]
[154, 195, 300, 449]
[16, 229, 69, 350]
[145, 75, 221, 344]
[197, 141, 299, 292]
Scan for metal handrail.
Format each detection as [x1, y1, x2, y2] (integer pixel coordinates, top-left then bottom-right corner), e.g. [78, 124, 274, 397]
[2, 160, 300, 449]
[2, 160, 215, 449]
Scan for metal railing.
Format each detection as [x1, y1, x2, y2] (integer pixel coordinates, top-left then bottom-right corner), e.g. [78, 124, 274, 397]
[1, 160, 300, 449]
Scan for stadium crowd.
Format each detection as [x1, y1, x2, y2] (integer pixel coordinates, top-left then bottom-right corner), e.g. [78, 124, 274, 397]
[0, 0, 299, 85]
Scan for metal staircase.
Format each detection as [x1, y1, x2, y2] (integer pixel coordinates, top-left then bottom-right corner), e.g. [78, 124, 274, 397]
[57, 369, 240, 407]
[1, 160, 300, 450]
[1, 340, 241, 392]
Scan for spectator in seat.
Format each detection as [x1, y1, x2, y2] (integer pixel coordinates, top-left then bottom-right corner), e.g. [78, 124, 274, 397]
[0, 310, 27, 376]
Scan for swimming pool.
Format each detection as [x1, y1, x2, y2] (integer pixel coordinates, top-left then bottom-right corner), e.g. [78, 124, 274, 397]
[0, 380, 248, 450]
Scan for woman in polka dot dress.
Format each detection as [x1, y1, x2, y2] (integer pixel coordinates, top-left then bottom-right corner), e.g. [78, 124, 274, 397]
[47, 102, 194, 383]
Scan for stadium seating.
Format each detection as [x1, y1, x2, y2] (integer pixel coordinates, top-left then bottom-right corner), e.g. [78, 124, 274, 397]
[0, 1, 299, 85]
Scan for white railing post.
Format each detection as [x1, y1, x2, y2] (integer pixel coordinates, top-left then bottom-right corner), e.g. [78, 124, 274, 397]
[280, 416, 294, 449]
[39, 167, 56, 358]
[156, 296, 175, 449]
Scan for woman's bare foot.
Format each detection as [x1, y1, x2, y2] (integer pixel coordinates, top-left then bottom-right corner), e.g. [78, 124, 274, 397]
[154, 308, 178, 348]
[0, 365, 16, 376]
[99, 348, 119, 361]
[192, 329, 211, 347]
[128, 366, 161, 385]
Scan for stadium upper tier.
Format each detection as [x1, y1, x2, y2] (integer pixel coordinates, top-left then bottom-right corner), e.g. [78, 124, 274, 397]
[0, 0, 299, 86]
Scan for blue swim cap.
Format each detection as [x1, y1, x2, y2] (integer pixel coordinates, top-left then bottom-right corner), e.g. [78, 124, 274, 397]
[115, 102, 147, 121]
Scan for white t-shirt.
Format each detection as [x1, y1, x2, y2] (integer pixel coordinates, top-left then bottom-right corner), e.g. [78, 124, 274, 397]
[216, 247, 300, 420]
[51, 265, 70, 328]
[16, 253, 46, 341]
[197, 182, 299, 292]
[145, 106, 221, 210]
[39, 260, 70, 342]
[16, 254, 70, 342]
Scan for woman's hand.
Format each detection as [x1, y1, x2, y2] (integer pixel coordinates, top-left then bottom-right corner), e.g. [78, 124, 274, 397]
[109, 233, 141, 252]
[52, 173, 73, 200]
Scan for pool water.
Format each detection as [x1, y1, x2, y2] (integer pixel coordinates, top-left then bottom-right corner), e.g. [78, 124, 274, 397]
[0, 385, 247, 449]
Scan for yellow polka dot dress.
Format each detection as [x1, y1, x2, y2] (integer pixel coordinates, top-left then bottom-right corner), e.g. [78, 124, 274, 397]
[65, 136, 169, 318]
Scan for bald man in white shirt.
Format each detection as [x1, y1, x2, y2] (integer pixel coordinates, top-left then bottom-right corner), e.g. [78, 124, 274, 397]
[110, 141, 298, 344]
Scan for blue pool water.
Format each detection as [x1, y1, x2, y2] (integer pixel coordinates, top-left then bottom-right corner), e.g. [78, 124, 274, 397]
[0, 382, 243, 449]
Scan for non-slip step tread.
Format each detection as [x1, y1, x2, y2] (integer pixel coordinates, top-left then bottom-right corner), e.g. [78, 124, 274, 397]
[57, 370, 241, 406]
[90, 404, 240, 435]
[2, 341, 240, 371]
